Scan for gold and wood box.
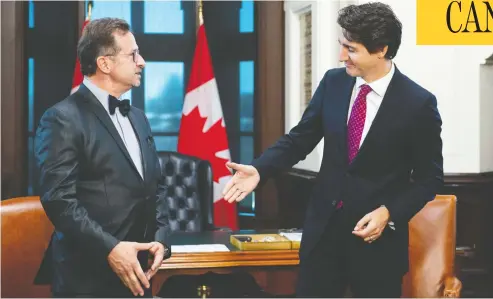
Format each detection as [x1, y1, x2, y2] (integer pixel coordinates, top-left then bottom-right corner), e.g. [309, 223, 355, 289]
[230, 234, 294, 250]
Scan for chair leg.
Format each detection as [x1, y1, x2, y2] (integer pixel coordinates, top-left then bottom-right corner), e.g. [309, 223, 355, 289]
[443, 276, 462, 298]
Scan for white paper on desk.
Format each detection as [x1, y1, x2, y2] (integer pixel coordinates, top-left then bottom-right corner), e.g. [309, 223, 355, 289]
[171, 244, 230, 253]
[279, 232, 302, 242]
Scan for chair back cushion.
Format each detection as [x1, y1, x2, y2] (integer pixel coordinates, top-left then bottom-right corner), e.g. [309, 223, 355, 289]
[402, 195, 457, 297]
[1, 196, 53, 297]
[157, 151, 213, 232]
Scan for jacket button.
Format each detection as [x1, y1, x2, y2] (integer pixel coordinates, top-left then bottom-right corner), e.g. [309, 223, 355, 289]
[146, 196, 151, 201]
[332, 200, 337, 206]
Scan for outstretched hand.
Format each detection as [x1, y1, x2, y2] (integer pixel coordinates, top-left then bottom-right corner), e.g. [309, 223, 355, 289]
[222, 162, 260, 203]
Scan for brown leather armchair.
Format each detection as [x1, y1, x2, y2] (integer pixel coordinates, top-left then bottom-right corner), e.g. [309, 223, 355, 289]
[402, 195, 462, 297]
[1, 196, 53, 298]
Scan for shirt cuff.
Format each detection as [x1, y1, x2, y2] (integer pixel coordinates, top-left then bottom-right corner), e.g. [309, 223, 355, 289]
[388, 221, 396, 230]
[381, 205, 395, 230]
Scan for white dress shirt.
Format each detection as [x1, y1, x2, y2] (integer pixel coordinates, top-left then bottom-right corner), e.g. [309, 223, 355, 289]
[346, 63, 396, 230]
[83, 78, 144, 179]
[347, 62, 395, 148]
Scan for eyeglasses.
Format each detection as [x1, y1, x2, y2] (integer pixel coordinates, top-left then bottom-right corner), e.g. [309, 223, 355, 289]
[105, 49, 140, 63]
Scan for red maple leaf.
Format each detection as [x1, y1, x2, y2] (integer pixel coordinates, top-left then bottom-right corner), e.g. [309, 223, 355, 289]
[177, 107, 232, 183]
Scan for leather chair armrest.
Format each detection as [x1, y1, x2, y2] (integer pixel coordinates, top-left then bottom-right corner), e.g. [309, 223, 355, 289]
[443, 276, 462, 298]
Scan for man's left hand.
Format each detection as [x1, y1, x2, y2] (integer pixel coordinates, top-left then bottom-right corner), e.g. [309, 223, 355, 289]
[352, 206, 390, 243]
[145, 242, 165, 280]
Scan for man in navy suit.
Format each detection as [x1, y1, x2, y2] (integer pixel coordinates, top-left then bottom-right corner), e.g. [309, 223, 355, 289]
[222, 2, 443, 297]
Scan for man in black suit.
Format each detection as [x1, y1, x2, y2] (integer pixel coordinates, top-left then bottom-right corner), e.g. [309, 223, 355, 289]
[223, 2, 443, 297]
[35, 18, 170, 297]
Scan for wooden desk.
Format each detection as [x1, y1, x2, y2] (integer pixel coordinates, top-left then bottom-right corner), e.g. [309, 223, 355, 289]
[152, 231, 300, 296]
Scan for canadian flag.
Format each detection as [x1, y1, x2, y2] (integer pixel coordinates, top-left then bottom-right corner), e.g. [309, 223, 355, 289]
[71, 19, 90, 94]
[178, 23, 238, 230]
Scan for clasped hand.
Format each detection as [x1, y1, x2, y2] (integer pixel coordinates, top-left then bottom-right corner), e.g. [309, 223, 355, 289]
[352, 206, 390, 243]
[107, 241, 165, 296]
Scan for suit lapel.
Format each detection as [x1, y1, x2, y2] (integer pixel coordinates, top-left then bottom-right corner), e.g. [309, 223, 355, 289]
[78, 84, 143, 180]
[330, 72, 356, 166]
[349, 68, 404, 168]
[127, 109, 150, 182]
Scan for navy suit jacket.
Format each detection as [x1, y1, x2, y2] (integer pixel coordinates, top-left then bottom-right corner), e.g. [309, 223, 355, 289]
[251, 67, 443, 274]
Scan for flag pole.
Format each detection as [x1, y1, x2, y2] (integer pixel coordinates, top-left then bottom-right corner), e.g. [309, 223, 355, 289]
[86, 1, 93, 21]
[196, 0, 203, 30]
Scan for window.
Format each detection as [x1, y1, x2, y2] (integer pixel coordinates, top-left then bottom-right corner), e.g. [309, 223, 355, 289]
[238, 60, 255, 215]
[144, 1, 183, 34]
[28, 0, 34, 28]
[27, 58, 35, 195]
[144, 61, 184, 152]
[240, 0, 254, 33]
[86, 0, 131, 25]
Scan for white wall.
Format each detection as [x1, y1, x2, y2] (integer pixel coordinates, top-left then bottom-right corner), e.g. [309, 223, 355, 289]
[284, 0, 493, 174]
[284, 0, 342, 172]
[480, 63, 493, 172]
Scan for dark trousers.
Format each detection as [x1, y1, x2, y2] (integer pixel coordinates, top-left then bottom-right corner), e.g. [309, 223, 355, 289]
[52, 251, 152, 298]
[296, 207, 403, 298]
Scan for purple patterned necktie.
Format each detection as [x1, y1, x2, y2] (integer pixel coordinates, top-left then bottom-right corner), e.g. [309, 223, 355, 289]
[347, 84, 372, 164]
[336, 85, 372, 210]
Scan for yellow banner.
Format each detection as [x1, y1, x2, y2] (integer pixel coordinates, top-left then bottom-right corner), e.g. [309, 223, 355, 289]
[417, 0, 493, 45]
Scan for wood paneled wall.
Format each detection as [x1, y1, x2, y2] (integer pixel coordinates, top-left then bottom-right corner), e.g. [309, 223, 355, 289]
[1, 1, 27, 199]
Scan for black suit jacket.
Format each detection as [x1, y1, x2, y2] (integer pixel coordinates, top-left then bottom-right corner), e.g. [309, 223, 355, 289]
[251, 67, 443, 274]
[34, 84, 171, 294]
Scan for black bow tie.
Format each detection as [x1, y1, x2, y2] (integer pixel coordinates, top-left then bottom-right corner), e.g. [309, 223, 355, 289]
[108, 95, 131, 117]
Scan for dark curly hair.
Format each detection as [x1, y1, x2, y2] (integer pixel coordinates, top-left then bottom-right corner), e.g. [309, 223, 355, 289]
[337, 2, 402, 59]
[77, 18, 130, 76]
